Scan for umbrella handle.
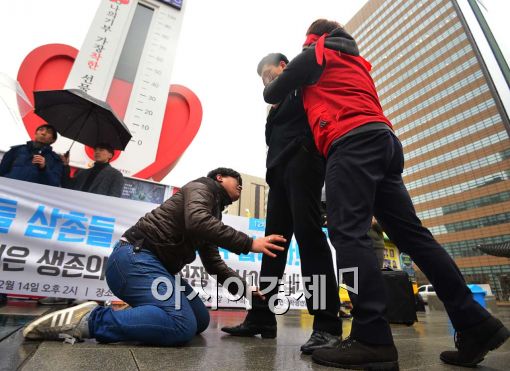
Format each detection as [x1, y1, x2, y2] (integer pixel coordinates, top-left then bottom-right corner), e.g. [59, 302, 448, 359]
[66, 109, 93, 154]
[66, 142, 75, 154]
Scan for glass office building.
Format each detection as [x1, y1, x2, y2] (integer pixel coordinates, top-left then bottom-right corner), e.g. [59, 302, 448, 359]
[346, 0, 510, 299]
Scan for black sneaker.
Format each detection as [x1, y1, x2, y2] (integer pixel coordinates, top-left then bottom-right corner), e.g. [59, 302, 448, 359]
[221, 320, 276, 338]
[440, 316, 510, 367]
[312, 337, 399, 370]
[301, 330, 341, 355]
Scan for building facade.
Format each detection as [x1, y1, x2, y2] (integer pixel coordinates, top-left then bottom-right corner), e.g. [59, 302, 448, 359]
[346, 0, 510, 299]
[225, 173, 268, 219]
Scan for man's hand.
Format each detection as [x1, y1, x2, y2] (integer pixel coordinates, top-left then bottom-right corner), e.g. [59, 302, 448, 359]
[60, 152, 70, 166]
[32, 155, 46, 169]
[251, 234, 286, 258]
[248, 286, 266, 300]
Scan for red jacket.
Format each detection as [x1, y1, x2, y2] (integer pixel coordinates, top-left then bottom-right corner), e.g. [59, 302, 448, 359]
[264, 29, 393, 157]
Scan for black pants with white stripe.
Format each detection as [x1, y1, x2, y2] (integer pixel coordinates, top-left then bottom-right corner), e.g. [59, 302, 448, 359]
[325, 129, 490, 345]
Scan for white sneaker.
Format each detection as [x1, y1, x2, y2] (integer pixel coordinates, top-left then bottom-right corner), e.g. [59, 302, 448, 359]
[23, 301, 98, 340]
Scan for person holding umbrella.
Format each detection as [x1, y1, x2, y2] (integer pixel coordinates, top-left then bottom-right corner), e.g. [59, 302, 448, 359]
[62, 142, 124, 198]
[33, 89, 132, 153]
[32, 89, 130, 198]
[30, 88, 130, 306]
[0, 123, 63, 187]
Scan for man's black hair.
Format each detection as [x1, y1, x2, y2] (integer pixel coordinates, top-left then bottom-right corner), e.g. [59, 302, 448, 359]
[95, 142, 115, 155]
[207, 167, 243, 186]
[306, 19, 343, 36]
[35, 124, 58, 142]
[257, 53, 289, 76]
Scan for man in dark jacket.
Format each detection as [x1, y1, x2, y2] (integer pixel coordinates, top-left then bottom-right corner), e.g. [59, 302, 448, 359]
[222, 53, 341, 353]
[62, 143, 124, 197]
[263, 19, 509, 369]
[37, 143, 124, 305]
[0, 124, 63, 186]
[23, 168, 285, 346]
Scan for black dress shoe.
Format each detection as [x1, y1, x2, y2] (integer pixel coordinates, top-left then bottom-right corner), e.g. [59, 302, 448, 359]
[312, 337, 399, 370]
[221, 320, 277, 338]
[440, 316, 510, 367]
[300, 330, 341, 355]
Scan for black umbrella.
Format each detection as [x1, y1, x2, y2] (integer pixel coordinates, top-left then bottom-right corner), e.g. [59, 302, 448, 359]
[33, 89, 132, 151]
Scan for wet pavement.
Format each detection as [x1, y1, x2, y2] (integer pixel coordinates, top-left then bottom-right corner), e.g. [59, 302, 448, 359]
[0, 299, 509, 370]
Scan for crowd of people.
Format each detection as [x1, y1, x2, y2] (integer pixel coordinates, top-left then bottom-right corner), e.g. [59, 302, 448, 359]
[0, 124, 124, 197]
[2, 18, 508, 371]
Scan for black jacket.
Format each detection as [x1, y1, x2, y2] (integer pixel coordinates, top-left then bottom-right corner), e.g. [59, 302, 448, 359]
[265, 89, 315, 179]
[0, 141, 63, 186]
[124, 177, 252, 294]
[63, 163, 124, 197]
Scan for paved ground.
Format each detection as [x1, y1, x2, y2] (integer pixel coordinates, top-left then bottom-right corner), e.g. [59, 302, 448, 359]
[0, 299, 509, 370]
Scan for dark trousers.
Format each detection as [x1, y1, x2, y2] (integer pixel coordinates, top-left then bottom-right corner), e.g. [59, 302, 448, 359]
[250, 144, 341, 335]
[325, 129, 490, 345]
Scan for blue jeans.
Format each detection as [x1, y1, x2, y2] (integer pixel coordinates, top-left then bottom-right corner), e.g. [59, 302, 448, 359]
[88, 241, 210, 346]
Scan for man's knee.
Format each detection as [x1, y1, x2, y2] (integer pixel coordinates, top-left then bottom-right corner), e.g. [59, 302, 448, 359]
[160, 315, 198, 346]
[180, 315, 198, 342]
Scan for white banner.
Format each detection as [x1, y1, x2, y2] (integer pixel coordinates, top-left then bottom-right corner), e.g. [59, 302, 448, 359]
[0, 177, 330, 310]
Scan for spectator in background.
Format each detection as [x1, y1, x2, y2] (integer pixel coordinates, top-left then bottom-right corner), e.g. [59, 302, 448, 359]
[39, 143, 123, 305]
[62, 143, 124, 197]
[0, 124, 63, 187]
[0, 123, 63, 305]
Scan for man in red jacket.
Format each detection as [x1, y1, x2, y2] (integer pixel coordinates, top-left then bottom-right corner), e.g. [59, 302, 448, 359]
[263, 19, 509, 370]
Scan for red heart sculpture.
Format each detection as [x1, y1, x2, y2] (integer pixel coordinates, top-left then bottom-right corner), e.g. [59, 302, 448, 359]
[17, 43, 202, 181]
